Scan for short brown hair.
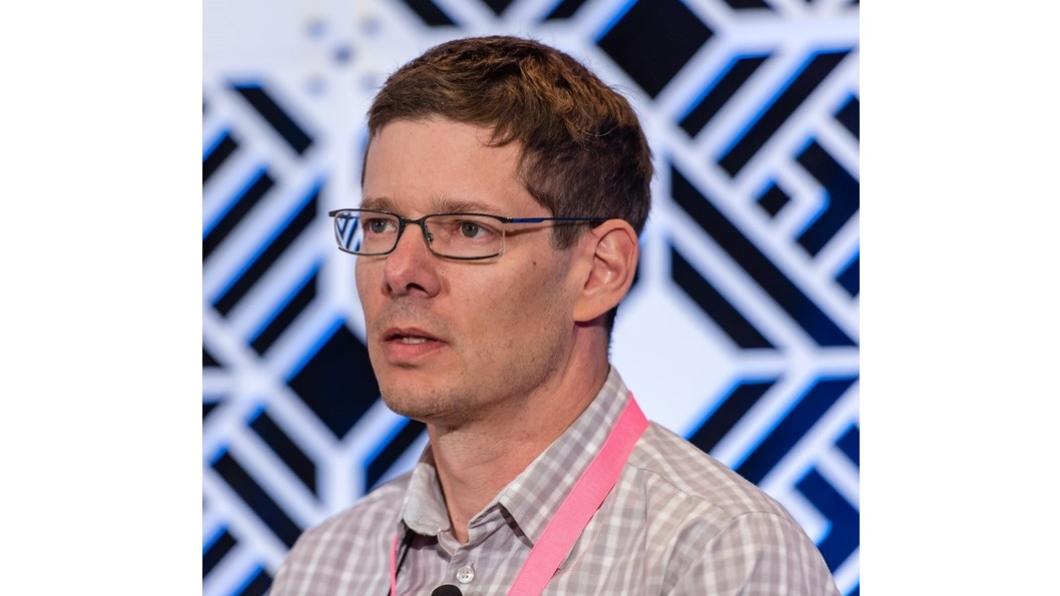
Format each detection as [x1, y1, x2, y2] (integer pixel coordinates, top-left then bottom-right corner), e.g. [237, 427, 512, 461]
[366, 35, 653, 249]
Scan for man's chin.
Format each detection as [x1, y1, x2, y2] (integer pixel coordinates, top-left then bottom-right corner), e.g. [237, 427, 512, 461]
[379, 385, 475, 426]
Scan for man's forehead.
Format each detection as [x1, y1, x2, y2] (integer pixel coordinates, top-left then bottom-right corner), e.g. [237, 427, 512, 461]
[371, 116, 504, 155]
[375, 114, 498, 141]
[361, 117, 545, 217]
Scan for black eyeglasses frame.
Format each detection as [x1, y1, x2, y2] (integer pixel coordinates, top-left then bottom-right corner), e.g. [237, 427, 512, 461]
[327, 208, 609, 261]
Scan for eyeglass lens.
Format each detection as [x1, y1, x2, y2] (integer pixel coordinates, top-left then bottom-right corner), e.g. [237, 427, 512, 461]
[334, 212, 505, 258]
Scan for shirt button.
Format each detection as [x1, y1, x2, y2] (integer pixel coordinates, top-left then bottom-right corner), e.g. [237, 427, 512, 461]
[455, 565, 475, 584]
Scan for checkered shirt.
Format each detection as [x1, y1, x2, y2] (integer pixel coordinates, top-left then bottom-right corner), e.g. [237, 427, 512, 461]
[270, 368, 840, 595]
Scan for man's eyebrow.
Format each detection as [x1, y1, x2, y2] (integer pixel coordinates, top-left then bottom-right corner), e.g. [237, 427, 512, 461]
[433, 197, 502, 214]
[359, 196, 504, 215]
[359, 196, 396, 211]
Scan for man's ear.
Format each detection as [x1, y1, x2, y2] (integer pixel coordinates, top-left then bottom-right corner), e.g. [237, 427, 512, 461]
[572, 220, 639, 323]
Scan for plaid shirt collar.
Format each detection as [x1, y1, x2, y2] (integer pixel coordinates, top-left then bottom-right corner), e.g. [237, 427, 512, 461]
[398, 367, 631, 550]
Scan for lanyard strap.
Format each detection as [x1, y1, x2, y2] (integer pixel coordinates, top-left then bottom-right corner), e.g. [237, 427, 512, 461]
[388, 532, 401, 596]
[507, 394, 646, 596]
[387, 393, 647, 596]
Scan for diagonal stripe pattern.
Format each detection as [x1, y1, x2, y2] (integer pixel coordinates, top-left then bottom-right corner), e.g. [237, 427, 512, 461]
[203, 1, 859, 594]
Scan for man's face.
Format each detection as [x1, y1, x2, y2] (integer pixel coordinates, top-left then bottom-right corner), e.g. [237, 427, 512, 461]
[356, 116, 582, 425]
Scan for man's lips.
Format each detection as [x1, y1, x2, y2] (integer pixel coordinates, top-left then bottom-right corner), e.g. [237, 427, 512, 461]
[379, 326, 447, 363]
[382, 326, 444, 343]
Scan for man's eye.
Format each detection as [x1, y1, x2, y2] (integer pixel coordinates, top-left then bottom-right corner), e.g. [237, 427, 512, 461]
[459, 221, 484, 238]
[365, 218, 392, 234]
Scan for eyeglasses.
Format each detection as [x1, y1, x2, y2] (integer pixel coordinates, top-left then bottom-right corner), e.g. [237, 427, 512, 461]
[327, 208, 607, 260]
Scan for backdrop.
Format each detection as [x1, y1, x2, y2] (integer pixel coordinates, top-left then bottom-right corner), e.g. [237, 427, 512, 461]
[203, 1, 859, 594]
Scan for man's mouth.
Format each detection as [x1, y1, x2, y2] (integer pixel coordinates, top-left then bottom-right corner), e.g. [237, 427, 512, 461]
[383, 327, 443, 343]
[380, 327, 446, 363]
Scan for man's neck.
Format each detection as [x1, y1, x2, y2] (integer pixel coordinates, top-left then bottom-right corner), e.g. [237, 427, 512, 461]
[425, 346, 609, 544]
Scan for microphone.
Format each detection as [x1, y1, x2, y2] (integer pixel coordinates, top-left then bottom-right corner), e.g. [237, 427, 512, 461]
[431, 585, 464, 596]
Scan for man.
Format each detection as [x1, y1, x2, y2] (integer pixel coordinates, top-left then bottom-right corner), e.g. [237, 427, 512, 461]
[272, 36, 839, 595]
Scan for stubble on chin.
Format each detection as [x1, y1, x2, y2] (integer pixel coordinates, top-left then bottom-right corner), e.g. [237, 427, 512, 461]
[378, 381, 479, 426]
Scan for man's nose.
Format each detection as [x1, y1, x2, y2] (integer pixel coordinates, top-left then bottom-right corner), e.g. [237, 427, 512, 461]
[382, 222, 441, 298]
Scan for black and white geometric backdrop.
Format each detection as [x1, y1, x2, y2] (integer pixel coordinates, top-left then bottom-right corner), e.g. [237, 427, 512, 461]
[203, 0, 859, 594]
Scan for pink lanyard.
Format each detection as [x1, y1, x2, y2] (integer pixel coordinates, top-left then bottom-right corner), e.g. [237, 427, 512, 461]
[388, 394, 648, 596]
